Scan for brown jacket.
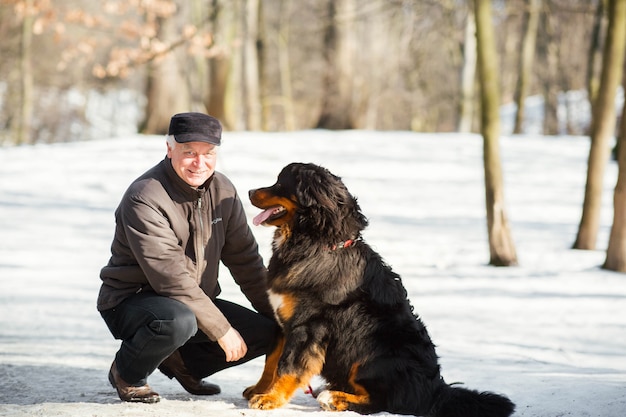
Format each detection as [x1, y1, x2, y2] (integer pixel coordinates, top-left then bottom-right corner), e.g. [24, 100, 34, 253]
[97, 157, 273, 340]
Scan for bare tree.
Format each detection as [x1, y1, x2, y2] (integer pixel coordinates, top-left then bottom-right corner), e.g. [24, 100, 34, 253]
[15, 0, 34, 145]
[603, 5, 626, 272]
[538, 8, 560, 135]
[457, 7, 477, 133]
[206, 0, 232, 128]
[206, 0, 260, 131]
[574, 0, 626, 250]
[275, 0, 296, 130]
[513, 0, 541, 134]
[474, 0, 518, 266]
[0, 0, 604, 142]
[141, 3, 191, 134]
[604, 98, 626, 271]
[316, 0, 356, 129]
[242, 0, 262, 130]
[586, 0, 606, 112]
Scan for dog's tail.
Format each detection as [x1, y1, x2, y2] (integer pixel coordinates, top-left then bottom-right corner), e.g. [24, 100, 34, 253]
[428, 383, 515, 417]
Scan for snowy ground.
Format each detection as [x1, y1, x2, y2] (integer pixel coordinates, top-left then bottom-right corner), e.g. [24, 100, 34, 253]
[0, 130, 625, 417]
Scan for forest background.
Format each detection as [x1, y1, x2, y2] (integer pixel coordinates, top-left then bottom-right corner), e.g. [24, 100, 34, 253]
[0, 0, 621, 145]
[1, 0, 626, 270]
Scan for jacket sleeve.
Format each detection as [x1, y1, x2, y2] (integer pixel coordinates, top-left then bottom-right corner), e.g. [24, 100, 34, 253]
[120, 191, 232, 341]
[220, 192, 275, 319]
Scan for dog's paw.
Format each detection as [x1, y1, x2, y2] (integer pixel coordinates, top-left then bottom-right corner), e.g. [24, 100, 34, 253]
[249, 393, 286, 410]
[242, 385, 258, 400]
[317, 390, 349, 411]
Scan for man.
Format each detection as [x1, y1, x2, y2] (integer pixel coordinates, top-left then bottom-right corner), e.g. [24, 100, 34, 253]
[98, 112, 277, 403]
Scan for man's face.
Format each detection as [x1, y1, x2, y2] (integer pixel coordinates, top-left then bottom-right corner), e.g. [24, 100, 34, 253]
[167, 141, 217, 187]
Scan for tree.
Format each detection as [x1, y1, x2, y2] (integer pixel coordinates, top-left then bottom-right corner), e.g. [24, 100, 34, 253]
[604, 93, 626, 271]
[275, 0, 295, 130]
[603, 12, 626, 272]
[574, 0, 626, 250]
[141, 2, 191, 134]
[474, 0, 518, 266]
[16, 0, 34, 145]
[538, 8, 560, 135]
[242, 0, 262, 130]
[316, 0, 356, 129]
[586, 0, 606, 113]
[513, 0, 541, 134]
[457, 7, 477, 133]
[258, 0, 296, 130]
[206, 0, 262, 131]
[206, 0, 232, 128]
[0, 0, 604, 142]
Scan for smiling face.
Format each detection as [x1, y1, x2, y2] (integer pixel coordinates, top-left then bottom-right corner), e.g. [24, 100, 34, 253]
[167, 140, 218, 187]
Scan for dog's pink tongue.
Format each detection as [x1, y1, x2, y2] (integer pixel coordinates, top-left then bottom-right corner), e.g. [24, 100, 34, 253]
[253, 209, 274, 226]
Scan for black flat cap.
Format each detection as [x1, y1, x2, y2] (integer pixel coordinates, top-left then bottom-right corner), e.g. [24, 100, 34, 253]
[168, 112, 222, 146]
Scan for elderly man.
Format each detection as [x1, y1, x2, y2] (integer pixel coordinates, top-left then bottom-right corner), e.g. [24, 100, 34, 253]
[98, 112, 277, 403]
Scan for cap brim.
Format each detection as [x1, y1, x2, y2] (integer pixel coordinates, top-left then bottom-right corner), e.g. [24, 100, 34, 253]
[173, 133, 221, 146]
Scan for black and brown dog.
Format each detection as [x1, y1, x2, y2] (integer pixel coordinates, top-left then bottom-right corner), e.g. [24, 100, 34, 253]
[246, 162, 514, 417]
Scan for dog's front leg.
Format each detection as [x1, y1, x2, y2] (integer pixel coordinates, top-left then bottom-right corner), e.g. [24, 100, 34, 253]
[243, 333, 285, 399]
[248, 326, 326, 410]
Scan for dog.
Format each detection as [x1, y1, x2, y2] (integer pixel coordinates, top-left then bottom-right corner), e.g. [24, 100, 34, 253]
[245, 162, 515, 417]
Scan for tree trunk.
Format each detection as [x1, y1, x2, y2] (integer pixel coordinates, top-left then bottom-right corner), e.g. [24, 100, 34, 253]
[17, 0, 34, 145]
[206, 0, 232, 128]
[316, 0, 356, 129]
[539, 10, 559, 135]
[474, 0, 518, 266]
[277, 0, 295, 130]
[205, 0, 244, 130]
[458, 8, 476, 133]
[586, 0, 606, 114]
[228, 0, 245, 130]
[603, 5, 626, 272]
[142, 11, 191, 134]
[207, 55, 231, 127]
[574, 0, 626, 250]
[604, 125, 626, 271]
[242, 0, 262, 130]
[513, 0, 540, 135]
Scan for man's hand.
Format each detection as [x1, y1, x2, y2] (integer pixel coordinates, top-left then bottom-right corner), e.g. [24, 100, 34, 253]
[217, 327, 248, 362]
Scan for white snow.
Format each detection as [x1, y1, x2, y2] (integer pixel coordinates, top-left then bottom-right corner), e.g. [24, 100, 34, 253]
[0, 130, 625, 416]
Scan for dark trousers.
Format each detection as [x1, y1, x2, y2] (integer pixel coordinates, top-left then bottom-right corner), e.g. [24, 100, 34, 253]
[101, 292, 278, 386]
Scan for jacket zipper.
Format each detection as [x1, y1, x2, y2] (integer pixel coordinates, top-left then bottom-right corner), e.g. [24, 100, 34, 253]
[196, 191, 205, 283]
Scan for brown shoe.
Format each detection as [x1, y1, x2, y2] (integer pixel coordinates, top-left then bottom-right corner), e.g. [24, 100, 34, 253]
[108, 361, 160, 403]
[158, 350, 221, 395]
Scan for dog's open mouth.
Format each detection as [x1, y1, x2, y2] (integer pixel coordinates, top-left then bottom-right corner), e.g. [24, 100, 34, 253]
[253, 206, 286, 226]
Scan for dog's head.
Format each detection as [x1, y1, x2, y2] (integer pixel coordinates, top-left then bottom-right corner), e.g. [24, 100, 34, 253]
[249, 163, 368, 240]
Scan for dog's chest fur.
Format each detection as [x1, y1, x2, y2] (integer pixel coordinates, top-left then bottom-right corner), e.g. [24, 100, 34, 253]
[267, 289, 283, 321]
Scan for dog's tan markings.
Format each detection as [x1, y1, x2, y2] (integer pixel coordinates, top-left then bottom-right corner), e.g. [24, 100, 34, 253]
[268, 196, 297, 226]
[267, 289, 295, 324]
[317, 363, 371, 411]
[249, 374, 300, 409]
[243, 334, 285, 400]
[272, 226, 291, 249]
[275, 292, 298, 322]
[249, 349, 325, 410]
[284, 196, 298, 211]
[249, 188, 299, 227]
[258, 195, 294, 210]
